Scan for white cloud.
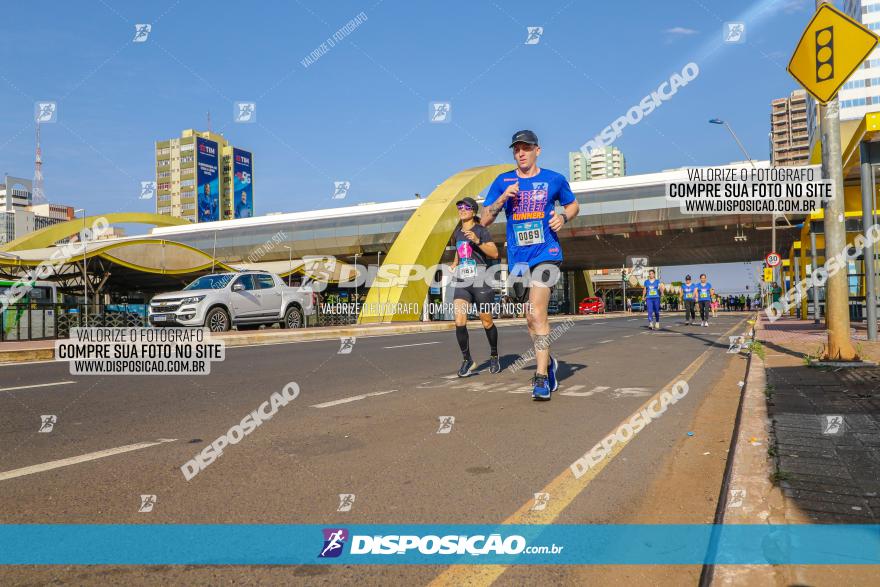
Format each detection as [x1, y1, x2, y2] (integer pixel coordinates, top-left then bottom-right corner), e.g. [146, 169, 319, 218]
[664, 27, 699, 36]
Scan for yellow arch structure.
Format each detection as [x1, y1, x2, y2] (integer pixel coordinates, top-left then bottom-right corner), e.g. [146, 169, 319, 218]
[1, 212, 189, 252]
[358, 163, 513, 323]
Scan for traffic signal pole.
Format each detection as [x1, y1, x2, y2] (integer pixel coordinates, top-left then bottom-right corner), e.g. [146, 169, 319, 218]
[817, 89, 857, 359]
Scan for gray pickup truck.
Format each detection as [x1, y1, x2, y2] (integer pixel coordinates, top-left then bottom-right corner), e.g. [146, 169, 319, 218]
[148, 270, 315, 332]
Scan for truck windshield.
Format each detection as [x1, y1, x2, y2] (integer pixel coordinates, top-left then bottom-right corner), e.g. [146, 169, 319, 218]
[184, 274, 233, 290]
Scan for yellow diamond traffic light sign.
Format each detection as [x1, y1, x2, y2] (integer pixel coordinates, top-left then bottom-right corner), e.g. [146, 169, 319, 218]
[787, 3, 879, 104]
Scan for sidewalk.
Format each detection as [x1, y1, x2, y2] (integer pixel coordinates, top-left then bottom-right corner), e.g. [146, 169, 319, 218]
[0, 312, 613, 363]
[760, 317, 880, 524]
[715, 314, 880, 586]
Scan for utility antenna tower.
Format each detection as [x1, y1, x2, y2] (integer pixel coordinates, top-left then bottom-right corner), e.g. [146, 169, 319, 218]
[32, 121, 47, 204]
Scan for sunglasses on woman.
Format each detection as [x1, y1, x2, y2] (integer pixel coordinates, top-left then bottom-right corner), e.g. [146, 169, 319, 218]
[457, 204, 473, 211]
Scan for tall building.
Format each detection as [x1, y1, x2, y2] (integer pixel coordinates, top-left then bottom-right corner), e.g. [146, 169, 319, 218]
[0, 175, 73, 245]
[569, 147, 626, 182]
[838, 0, 880, 120]
[808, 0, 878, 153]
[155, 129, 254, 223]
[770, 89, 810, 167]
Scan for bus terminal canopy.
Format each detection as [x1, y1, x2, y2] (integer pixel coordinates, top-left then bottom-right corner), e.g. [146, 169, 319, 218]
[0, 238, 354, 292]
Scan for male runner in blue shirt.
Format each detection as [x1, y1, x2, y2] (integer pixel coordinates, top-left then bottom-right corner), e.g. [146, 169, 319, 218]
[481, 130, 580, 401]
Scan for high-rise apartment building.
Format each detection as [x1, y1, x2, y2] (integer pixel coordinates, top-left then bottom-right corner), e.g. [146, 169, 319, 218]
[155, 129, 254, 223]
[569, 147, 626, 182]
[770, 89, 810, 166]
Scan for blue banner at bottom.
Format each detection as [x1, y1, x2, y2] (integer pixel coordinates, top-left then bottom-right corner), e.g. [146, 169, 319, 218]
[1, 524, 878, 565]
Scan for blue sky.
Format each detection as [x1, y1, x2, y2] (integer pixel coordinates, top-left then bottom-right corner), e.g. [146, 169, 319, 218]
[1, 0, 813, 291]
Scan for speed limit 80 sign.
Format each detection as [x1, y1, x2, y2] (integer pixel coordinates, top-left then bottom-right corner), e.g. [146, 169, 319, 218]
[765, 252, 782, 267]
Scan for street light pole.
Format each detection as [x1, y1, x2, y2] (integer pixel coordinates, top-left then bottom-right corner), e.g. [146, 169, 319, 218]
[353, 252, 360, 303]
[709, 118, 780, 289]
[283, 245, 292, 286]
[74, 208, 87, 323]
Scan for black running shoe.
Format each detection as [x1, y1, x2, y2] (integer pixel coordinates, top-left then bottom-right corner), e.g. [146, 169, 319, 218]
[489, 354, 501, 374]
[458, 358, 475, 377]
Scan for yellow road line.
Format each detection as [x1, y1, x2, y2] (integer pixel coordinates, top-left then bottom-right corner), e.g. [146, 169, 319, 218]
[428, 319, 745, 586]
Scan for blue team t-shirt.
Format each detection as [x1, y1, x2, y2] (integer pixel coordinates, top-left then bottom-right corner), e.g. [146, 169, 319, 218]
[482, 168, 575, 274]
[644, 279, 661, 299]
[681, 283, 696, 300]
[696, 282, 713, 301]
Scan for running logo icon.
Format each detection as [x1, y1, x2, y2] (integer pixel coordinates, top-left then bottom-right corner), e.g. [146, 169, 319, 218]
[728, 489, 746, 508]
[430, 102, 451, 123]
[437, 416, 455, 434]
[333, 181, 351, 200]
[38, 415, 57, 433]
[525, 27, 544, 45]
[822, 415, 845, 436]
[629, 256, 649, 278]
[338, 337, 356, 354]
[140, 181, 156, 200]
[727, 336, 745, 354]
[337, 494, 356, 512]
[319, 528, 349, 558]
[723, 22, 745, 44]
[234, 102, 256, 123]
[532, 492, 550, 511]
[133, 24, 151, 43]
[35, 102, 57, 123]
[138, 495, 157, 512]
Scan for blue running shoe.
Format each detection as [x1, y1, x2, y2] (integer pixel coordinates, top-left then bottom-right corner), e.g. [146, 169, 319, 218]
[547, 355, 559, 392]
[457, 358, 475, 377]
[531, 374, 551, 401]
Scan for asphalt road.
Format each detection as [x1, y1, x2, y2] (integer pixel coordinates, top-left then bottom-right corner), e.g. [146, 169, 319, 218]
[0, 312, 750, 586]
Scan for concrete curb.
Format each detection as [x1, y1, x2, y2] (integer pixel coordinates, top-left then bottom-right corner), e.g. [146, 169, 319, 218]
[0, 313, 613, 363]
[712, 315, 787, 587]
[0, 348, 55, 363]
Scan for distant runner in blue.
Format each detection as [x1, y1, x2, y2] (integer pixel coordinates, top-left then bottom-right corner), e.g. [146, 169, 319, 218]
[481, 130, 580, 401]
[680, 274, 697, 326]
[696, 273, 714, 327]
[641, 269, 665, 330]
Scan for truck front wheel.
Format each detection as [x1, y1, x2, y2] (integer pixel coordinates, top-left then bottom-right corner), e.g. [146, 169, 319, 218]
[205, 307, 231, 332]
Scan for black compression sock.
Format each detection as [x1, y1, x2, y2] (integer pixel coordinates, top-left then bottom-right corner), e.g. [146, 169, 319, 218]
[484, 324, 498, 355]
[456, 325, 471, 360]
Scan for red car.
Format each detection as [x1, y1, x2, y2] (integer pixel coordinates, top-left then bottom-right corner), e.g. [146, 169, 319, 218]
[578, 296, 605, 314]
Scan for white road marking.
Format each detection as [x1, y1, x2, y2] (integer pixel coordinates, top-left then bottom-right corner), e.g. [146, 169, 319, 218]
[560, 385, 608, 397]
[0, 438, 177, 482]
[599, 339, 613, 344]
[613, 387, 652, 398]
[628, 318, 638, 321]
[0, 359, 59, 367]
[593, 322, 607, 325]
[623, 335, 634, 338]
[0, 381, 75, 392]
[310, 390, 396, 408]
[383, 341, 441, 349]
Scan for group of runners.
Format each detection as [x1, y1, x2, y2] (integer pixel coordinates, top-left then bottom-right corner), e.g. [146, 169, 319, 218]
[447, 130, 724, 401]
[641, 270, 715, 330]
[449, 129, 578, 401]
